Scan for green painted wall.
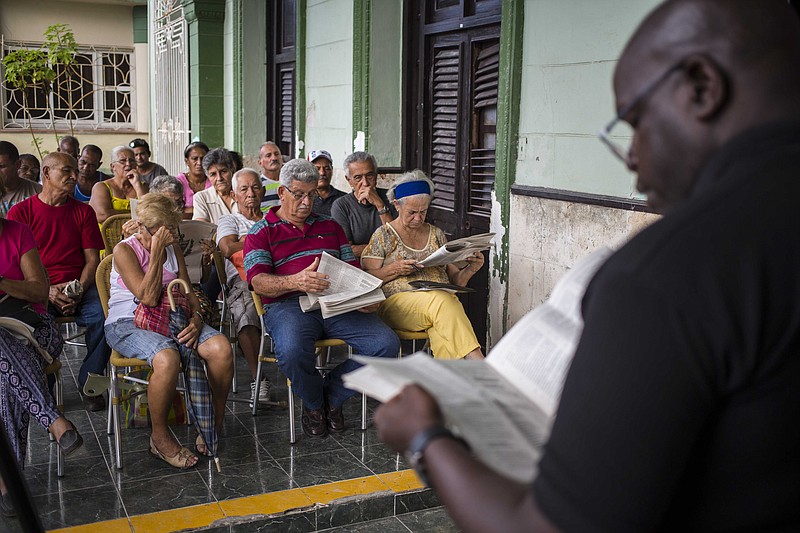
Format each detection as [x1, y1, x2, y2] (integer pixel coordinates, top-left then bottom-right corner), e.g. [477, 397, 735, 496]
[304, 0, 354, 171]
[515, 0, 660, 198]
[237, 0, 268, 160]
[132, 6, 147, 44]
[367, 0, 403, 167]
[185, 0, 226, 147]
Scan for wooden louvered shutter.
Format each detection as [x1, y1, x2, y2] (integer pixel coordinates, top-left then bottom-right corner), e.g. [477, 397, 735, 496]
[278, 66, 295, 147]
[429, 44, 462, 211]
[469, 40, 499, 215]
[268, 0, 296, 157]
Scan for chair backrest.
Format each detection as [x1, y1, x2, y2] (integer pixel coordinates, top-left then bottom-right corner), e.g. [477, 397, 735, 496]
[100, 214, 131, 255]
[95, 253, 115, 318]
[212, 250, 228, 287]
[251, 291, 265, 317]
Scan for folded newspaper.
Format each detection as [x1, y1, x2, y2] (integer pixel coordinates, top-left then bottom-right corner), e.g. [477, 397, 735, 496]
[299, 252, 386, 318]
[343, 246, 613, 483]
[408, 280, 475, 294]
[418, 232, 495, 268]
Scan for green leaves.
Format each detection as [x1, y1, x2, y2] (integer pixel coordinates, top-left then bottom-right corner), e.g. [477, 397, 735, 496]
[2, 23, 76, 91]
[1, 23, 77, 158]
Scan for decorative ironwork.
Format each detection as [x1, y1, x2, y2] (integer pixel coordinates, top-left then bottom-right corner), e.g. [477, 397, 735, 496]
[1, 41, 134, 130]
[151, 0, 189, 175]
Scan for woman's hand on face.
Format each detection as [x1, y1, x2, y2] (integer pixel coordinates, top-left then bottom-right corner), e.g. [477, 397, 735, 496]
[150, 226, 176, 253]
[395, 259, 423, 277]
[122, 219, 143, 239]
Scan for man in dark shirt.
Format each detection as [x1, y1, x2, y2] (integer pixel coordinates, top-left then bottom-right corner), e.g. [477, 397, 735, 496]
[374, 1, 800, 531]
[308, 149, 345, 216]
[330, 151, 396, 257]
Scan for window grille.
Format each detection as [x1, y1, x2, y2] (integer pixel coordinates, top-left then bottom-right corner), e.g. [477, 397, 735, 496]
[1, 41, 135, 131]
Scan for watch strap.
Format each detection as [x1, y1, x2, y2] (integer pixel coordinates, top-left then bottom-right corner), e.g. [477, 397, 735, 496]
[406, 425, 461, 486]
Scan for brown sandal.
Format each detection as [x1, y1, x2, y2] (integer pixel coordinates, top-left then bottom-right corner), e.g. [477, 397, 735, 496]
[149, 437, 198, 469]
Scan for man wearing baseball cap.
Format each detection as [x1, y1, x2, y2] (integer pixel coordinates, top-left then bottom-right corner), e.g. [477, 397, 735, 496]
[308, 149, 345, 216]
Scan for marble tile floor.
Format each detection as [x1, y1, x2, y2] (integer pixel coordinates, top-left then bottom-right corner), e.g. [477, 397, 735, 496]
[0, 328, 456, 532]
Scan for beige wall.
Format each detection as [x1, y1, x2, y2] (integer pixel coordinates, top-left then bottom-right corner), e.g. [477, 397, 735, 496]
[506, 195, 658, 328]
[0, 0, 149, 155]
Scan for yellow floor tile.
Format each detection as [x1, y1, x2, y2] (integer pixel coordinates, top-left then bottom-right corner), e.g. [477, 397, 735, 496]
[49, 517, 132, 533]
[129, 503, 225, 533]
[300, 475, 392, 505]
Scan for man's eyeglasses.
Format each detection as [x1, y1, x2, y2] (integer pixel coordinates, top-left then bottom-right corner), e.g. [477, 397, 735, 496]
[598, 62, 684, 167]
[283, 186, 320, 201]
[349, 171, 377, 183]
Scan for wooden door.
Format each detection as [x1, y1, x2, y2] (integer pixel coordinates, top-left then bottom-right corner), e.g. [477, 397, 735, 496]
[408, 0, 501, 349]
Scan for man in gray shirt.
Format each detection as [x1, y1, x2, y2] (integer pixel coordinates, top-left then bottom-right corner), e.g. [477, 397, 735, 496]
[330, 151, 395, 257]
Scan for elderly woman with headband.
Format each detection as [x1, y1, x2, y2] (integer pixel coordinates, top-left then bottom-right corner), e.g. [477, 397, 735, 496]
[361, 170, 484, 360]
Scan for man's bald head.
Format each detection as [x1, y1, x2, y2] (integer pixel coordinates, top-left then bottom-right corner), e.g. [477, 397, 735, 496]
[612, 0, 800, 212]
[618, 0, 800, 111]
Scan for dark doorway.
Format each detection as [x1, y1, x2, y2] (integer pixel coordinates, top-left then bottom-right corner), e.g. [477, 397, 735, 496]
[267, 0, 296, 158]
[407, 0, 502, 349]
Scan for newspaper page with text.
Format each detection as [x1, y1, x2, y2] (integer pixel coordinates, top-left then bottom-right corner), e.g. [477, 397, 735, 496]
[344, 246, 613, 482]
[299, 252, 385, 318]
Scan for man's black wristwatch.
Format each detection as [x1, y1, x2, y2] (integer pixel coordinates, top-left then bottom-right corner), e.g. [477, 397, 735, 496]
[405, 425, 466, 487]
[376, 204, 390, 215]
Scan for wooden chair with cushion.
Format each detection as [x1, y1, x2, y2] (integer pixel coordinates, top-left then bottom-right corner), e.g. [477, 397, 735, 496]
[100, 214, 131, 256]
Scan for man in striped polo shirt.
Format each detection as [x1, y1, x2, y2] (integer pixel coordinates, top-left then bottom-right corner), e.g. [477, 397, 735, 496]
[244, 159, 400, 438]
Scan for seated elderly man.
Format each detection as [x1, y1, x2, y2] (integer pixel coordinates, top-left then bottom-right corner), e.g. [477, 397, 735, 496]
[8, 152, 111, 411]
[331, 151, 396, 257]
[244, 159, 400, 438]
[216, 168, 270, 406]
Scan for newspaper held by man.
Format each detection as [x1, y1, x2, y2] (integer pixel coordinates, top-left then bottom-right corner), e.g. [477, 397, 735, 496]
[417, 232, 495, 268]
[299, 252, 386, 318]
[343, 246, 613, 483]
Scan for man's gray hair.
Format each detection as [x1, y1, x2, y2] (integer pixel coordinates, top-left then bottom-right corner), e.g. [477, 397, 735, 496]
[150, 175, 184, 197]
[202, 147, 235, 173]
[111, 145, 134, 163]
[343, 151, 378, 177]
[232, 167, 260, 190]
[387, 169, 436, 205]
[279, 159, 318, 187]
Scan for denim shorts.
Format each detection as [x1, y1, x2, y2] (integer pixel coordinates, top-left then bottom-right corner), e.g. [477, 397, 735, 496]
[104, 318, 222, 365]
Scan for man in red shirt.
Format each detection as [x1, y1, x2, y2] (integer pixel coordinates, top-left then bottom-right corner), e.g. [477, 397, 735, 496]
[8, 152, 110, 411]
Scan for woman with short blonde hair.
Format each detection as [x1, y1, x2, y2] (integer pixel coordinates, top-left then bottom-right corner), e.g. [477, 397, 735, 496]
[104, 193, 232, 469]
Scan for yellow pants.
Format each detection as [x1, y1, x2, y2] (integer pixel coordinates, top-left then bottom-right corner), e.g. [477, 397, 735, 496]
[377, 290, 480, 360]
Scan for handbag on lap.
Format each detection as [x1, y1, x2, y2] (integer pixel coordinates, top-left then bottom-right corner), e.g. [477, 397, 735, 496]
[133, 284, 190, 337]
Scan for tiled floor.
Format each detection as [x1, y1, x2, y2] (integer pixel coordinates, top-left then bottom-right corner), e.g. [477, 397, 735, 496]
[0, 331, 457, 532]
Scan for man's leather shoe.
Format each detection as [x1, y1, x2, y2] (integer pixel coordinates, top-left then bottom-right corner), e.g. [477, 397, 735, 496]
[81, 392, 106, 412]
[302, 406, 327, 437]
[326, 403, 345, 433]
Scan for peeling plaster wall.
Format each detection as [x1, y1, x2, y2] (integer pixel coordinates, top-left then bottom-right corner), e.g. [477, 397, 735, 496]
[506, 194, 658, 328]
